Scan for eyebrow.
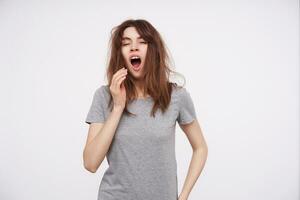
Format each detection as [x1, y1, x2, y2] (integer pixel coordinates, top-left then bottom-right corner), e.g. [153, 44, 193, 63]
[122, 36, 143, 41]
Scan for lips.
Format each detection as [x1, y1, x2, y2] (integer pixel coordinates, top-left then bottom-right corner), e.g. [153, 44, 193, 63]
[129, 54, 142, 70]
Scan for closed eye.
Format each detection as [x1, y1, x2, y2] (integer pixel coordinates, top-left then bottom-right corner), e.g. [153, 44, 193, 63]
[122, 41, 147, 46]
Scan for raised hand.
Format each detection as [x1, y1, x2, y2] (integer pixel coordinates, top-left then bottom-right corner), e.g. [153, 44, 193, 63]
[109, 67, 127, 110]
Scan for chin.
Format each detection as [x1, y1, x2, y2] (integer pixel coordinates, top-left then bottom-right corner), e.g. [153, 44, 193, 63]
[127, 68, 145, 80]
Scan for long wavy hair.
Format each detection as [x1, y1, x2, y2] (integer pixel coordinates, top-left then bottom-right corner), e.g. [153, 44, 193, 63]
[104, 19, 185, 117]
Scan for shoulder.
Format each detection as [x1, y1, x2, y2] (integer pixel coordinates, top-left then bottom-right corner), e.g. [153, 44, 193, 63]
[95, 84, 110, 96]
[92, 84, 111, 104]
[171, 83, 189, 98]
[170, 83, 195, 109]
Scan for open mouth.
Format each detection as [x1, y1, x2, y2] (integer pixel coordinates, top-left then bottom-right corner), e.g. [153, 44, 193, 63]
[130, 56, 141, 69]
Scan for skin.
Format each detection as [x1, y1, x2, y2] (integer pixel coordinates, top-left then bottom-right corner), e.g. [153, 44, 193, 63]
[83, 68, 127, 173]
[177, 121, 208, 200]
[121, 26, 149, 98]
[83, 26, 208, 200]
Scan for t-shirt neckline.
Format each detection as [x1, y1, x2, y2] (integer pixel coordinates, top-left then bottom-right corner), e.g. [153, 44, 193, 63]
[132, 96, 152, 101]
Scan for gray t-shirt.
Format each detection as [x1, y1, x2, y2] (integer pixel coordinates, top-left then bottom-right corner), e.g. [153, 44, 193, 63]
[85, 84, 197, 200]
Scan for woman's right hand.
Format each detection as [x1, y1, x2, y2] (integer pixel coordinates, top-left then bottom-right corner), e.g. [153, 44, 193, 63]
[109, 67, 127, 111]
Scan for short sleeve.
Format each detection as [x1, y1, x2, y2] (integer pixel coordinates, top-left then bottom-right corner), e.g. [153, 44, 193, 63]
[85, 86, 106, 124]
[176, 87, 197, 125]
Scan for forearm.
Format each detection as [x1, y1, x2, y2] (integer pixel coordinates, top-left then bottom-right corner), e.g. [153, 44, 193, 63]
[179, 147, 208, 200]
[83, 107, 124, 172]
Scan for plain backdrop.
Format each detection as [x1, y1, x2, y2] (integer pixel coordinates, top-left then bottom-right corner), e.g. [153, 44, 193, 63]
[0, 0, 299, 200]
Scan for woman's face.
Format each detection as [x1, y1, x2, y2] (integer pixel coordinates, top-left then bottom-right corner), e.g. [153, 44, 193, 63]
[121, 26, 148, 80]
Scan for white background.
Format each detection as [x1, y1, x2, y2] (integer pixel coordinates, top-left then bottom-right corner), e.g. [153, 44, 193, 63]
[0, 0, 299, 199]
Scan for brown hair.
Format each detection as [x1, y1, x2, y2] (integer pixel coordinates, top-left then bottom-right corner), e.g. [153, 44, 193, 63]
[104, 18, 185, 117]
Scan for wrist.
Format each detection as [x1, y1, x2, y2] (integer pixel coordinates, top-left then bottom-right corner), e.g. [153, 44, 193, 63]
[112, 105, 124, 113]
[178, 192, 189, 200]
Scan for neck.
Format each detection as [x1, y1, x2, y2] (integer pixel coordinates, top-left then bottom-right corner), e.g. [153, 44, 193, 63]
[133, 80, 147, 98]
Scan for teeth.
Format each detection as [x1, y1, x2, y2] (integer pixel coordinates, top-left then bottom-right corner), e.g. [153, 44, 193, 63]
[130, 56, 140, 60]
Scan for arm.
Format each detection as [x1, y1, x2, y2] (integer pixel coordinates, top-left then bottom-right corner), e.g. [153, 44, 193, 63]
[178, 119, 208, 200]
[83, 67, 128, 173]
[83, 106, 124, 173]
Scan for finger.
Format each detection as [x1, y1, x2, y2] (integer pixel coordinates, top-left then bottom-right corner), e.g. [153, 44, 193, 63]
[112, 71, 127, 88]
[117, 75, 126, 86]
[114, 74, 127, 88]
[114, 70, 127, 81]
[113, 67, 127, 79]
[112, 68, 127, 87]
[112, 68, 127, 84]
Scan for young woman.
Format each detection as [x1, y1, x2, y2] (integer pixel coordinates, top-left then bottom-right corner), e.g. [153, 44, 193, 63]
[83, 19, 208, 200]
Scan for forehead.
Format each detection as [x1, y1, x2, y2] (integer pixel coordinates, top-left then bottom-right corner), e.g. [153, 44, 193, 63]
[122, 27, 143, 40]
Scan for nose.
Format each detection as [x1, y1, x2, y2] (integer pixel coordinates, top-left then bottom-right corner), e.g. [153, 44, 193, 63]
[130, 42, 139, 51]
